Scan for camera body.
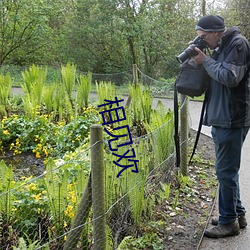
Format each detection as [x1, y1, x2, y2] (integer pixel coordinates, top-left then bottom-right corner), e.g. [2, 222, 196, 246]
[176, 36, 208, 64]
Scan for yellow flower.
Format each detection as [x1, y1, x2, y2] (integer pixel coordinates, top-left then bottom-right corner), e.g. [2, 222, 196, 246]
[26, 183, 37, 191]
[65, 205, 74, 218]
[71, 195, 76, 204]
[32, 193, 42, 201]
[36, 152, 41, 159]
[43, 147, 49, 157]
[14, 149, 22, 155]
[3, 130, 9, 135]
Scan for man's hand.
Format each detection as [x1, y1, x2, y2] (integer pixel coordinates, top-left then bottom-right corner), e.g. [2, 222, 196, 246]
[192, 47, 207, 64]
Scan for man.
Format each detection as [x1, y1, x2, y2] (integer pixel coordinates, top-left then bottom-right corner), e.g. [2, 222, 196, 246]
[192, 15, 250, 238]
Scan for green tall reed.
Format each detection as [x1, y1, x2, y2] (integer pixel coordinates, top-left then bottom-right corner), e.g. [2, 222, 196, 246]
[96, 81, 117, 106]
[145, 100, 174, 164]
[43, 159, 68, 232]
[129, 83, 152, 124]
[0, 161, 14, 222]
[0, 73, 12, 116]
[21, 65, 47, 118]
[76, 72, 92, 112]
[105, 135, 152, 213]
[52, 82, 73, 122]
[61, 63, 76, 102]
[43, 84, 56, 114]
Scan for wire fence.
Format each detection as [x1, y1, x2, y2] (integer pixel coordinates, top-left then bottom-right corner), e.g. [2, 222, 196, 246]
[0, 66, 190, 249]
[0, 64, 175, 97]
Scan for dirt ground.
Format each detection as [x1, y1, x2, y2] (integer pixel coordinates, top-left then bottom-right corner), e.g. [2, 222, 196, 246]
[159, 130, 217, 250]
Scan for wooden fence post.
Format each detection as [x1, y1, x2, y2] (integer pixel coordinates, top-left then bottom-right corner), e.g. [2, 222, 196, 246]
[91, 124, 106, 250]
[133, 63, 138, 86]
[126, 64, 138, 108]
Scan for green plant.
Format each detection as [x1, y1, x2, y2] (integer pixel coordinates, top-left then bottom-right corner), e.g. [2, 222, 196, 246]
[158, 182, 171, 203]
[178, 173, 191, 189]
[13, 233, 49, 250]
[60, 62, 76, 102]
[129, 83, 153, 125]
[21, 65, 47, 118]
[117, 233, 163, 250]
[76, 72, 92, 111]
[12, 176, 49, 241]
[0, 109, 99, 158]
[0, 161, 15, 222]
[145, 100, 174, 164]
[172, 190, 180, 210]
[43, 159, 69, 225]
[0, 73, 12, 117]
[105, 138, 152, 249]
[42, 156, 90, 241]
[96, 81, 115, 104]
[0, 115, 57, 157]
[126, 143, 150, 225]
[43, 84, 56, 114]
[52, 83, 66, 121]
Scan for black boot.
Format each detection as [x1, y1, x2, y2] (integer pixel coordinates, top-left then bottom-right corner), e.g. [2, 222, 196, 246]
[211, 214, 247, 229]
[204, 222, 240, 238]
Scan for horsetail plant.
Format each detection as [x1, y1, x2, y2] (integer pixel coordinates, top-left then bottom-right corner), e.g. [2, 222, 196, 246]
[145, 100, 174, 164]
[43, 84, 56, 114]
[0, 161, 14, 223]
[52, 82, 74, 122]
[76, 72, 92, 112]
[43, 159, 69, 235]
[0, 73, 12, 117]
[21, 65, 47, 118]
[96, 81, 117, 107]
[60, 63, 76, 103]
[129, 83, 152, 133]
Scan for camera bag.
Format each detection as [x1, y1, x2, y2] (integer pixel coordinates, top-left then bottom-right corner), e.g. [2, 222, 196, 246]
[174, 58, 210, 168]
[175, 58, 209, 97]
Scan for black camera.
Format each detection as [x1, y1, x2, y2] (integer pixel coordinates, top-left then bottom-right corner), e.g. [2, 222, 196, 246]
[176, 36, 208, 64]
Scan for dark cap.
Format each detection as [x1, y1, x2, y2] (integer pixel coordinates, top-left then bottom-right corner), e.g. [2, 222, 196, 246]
[195, 15, 225, 32]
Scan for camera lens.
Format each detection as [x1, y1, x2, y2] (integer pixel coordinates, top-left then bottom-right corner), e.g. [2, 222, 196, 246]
[176, 37, 208, 63]
[176, 45, 198, 63]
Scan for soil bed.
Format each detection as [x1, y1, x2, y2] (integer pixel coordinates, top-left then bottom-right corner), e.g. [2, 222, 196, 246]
[160, 130, 217, 250]
[0, 152, 45, 180]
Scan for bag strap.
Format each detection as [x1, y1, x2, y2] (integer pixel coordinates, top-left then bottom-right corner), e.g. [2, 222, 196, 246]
[174, 80, 180, 168]
[189, 91, 208, 164]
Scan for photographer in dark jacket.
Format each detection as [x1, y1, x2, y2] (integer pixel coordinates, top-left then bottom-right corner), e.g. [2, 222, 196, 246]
[192, 15, 250, 238]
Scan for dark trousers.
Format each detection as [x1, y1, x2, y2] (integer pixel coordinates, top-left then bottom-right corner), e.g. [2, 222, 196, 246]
[211, 126, 249, 225]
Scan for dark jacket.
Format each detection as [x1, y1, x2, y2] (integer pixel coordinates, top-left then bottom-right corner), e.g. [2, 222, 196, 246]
[203, 26, 250, 128]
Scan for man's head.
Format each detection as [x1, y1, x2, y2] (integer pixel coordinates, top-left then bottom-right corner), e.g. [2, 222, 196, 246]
[195, 15, 225, 49]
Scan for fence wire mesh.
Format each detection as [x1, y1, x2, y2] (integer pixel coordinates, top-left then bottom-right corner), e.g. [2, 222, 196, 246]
[0, 66, 190, 249]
